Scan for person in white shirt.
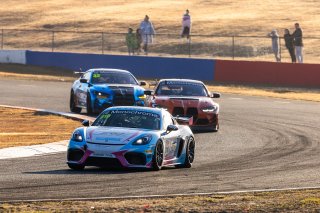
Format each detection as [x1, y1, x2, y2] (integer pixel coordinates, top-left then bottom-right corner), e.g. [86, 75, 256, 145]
[139, 15, 155, 55]
[181, 9, 191, 40]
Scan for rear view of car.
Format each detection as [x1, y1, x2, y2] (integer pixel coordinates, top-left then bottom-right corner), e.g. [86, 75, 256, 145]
[146, 79, 220, 132]
[70, 68, 146, 114]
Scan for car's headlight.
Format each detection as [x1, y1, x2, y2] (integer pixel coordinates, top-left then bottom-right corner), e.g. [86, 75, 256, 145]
[94, 91, 109, 99]
[201, 105, 218, 113]
[72, 131, 83, 142]
[132, 134, 152, 145]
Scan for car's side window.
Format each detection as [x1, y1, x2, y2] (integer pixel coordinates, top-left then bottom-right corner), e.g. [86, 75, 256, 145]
[82, 72, 91, 82]
[172, 117, 177, 125]
[163, 113, 173, 129]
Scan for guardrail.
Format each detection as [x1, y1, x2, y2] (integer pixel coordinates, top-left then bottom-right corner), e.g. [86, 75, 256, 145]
[0, 28, 319, 63]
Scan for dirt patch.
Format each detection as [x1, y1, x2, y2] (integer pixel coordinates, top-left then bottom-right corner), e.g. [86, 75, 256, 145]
[2, 189, 320, 212]
[0, 107, 82, 148]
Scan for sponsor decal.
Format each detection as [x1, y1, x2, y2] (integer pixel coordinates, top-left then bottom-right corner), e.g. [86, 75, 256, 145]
[92, 73, 101, 78]
[165, 81, 203, 87]
[110, 110, 160, 118]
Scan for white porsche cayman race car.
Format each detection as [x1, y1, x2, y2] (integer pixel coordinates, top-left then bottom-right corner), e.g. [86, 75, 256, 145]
[67, 106, 195, 171]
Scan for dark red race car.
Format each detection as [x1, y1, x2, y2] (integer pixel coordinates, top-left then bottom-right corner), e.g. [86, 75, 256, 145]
[145, 79, 220, 132]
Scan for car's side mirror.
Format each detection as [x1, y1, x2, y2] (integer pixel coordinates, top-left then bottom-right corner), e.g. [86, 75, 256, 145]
[210, 92, 221, 98]
[80, 78, 88, 83]
[166, 124, 178, 132]
[144, 90, 154, 95]
[140, 81, 147, 86]
[82, 120, 90, 126]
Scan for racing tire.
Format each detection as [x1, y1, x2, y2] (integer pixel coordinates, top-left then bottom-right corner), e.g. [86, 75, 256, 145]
[67, 163, 85, 171]
[152, 141, 164, 171]
[69, 91, 82, 113]
[179, 136, 195, 168]
[86, 92, 93, 115]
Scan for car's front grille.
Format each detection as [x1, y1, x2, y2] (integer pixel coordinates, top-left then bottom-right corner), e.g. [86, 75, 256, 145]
[186, 107, 198, 120]
[196, 118, 209, 125]
[110, 87, 135, 106]
[67, 149, 84, 162]
[113, 94, 135, 106]
[85, 157, 123, 168]
[172, 107, 184, 116]
[124, 152, 146, 165]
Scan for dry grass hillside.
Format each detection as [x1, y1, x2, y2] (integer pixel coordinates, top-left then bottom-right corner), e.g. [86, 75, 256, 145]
[0, 0, 320, 62]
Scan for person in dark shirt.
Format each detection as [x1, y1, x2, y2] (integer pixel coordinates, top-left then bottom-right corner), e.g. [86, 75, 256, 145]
[292, 23, 303, 63]
[284, 29, 296, 63]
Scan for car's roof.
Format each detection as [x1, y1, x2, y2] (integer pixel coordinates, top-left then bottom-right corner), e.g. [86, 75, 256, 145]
[158, 79, 204, 84]
[105, 106, 165, 115]
[87, 68, 131, 73]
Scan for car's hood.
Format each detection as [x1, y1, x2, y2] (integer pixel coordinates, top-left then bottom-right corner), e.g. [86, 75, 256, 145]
[85, 126, 147, 145]
[91, 84, 144, 95]
[154, 96, 216, 108]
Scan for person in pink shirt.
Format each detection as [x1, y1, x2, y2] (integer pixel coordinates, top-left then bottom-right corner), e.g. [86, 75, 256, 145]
[181, 9, 191, 40]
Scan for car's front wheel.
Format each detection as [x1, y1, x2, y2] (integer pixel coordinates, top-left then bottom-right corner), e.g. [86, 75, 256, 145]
[181, 136, 195, 168]
[70, 90, 82, 113]
[67, 163, 85, 171]
[152, 141, 164, 171]
[86, 92, 93, 115]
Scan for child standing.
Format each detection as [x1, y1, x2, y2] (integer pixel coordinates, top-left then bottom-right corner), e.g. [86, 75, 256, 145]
[126, 28, 137, 55]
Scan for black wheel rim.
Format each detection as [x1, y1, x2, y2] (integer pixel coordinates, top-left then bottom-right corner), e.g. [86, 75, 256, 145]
[188, 139, 195, 163]
[156, 143, 163, 166]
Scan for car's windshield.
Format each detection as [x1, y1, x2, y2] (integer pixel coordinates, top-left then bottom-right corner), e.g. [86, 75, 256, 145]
[91, 71, 138, 85]
[155, 81, 208, 96]
[92, 110, 161, 130]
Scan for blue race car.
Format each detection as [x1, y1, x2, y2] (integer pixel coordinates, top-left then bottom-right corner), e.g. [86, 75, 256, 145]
[67, 106, 195, 171]
[70, 68, 146, 114]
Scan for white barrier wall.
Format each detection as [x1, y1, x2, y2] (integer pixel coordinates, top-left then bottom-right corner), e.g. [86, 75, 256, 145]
[0, 50, 26, 64]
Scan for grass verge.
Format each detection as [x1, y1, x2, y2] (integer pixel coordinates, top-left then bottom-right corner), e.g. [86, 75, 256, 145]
[0, 107, 81, 149]
[1, 189, 320, 212]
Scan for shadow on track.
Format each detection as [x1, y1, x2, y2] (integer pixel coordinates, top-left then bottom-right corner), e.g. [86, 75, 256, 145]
[23, 166, 177, 175]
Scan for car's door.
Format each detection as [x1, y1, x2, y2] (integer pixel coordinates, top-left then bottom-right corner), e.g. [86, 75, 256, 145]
[75, 72, 91, 107]
[161, 112, 182, 161]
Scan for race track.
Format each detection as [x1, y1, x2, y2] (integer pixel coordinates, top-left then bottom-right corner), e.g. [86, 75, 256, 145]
[0, 78, 320, 201]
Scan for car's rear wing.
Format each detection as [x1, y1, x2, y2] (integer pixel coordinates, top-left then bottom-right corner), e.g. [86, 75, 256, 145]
[73, 68, 85, 75]
[174, 116, 193, 126]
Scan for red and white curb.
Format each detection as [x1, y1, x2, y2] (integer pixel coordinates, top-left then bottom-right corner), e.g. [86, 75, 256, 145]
[0, 104, 94, 160]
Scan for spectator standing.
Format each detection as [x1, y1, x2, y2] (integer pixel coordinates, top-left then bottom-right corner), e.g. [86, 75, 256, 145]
[136, 28, 143, 54]
[292, 23, 303, 63]
[139, 15, 155, 55]
[181, 9, 191, 40]
[283, 29, 296, 63]
[126, 28, 137, 55]
[267, 29, 281, 62]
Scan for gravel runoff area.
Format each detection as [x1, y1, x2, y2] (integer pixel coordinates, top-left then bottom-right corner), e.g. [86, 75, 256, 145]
[0, 106, 82, 149]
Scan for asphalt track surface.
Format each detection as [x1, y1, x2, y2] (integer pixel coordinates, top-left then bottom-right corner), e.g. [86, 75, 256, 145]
[0, 79, 320, 201]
